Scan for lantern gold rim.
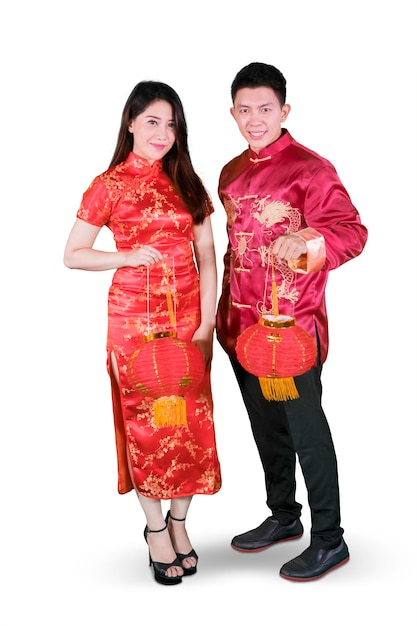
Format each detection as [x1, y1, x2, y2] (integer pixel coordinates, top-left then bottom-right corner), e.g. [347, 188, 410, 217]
[144, 330, 177, 342]
[259, 315, 295, 329]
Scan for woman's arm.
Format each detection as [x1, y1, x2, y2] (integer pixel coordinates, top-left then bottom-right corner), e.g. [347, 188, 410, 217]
[63, 218, 165, 270]
[191, 216, 218, 366]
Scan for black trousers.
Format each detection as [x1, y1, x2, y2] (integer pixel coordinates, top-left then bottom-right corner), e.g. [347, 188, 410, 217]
[230, 358, 344, 549]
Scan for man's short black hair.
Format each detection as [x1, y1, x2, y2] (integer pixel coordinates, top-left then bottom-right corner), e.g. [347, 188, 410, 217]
[231, 62, 287, 107]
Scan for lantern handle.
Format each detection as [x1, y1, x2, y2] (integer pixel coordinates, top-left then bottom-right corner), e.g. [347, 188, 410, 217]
[265, 248, 279, 317]
[164, 257, 176, 330]
[146, 265, 150, 334]
[145, 258, 177, 332]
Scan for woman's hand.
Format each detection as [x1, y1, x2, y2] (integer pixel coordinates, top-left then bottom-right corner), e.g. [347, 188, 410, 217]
[64, 218, 166, 271]
[191, 324, 214, 369]
[126, 245, 165, 267]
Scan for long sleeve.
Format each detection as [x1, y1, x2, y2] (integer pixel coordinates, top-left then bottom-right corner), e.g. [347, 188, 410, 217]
[301, 166, 368, 271]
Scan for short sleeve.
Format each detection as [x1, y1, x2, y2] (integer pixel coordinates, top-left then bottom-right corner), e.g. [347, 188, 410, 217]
[76, 176, 113, 227]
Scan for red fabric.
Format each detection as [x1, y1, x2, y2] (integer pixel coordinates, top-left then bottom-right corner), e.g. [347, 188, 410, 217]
[216, 130, 368, 362]
[77, 153, 221, 498]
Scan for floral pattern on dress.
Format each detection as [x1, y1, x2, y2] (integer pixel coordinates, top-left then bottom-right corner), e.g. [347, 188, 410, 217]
[78, 153, 221, 498]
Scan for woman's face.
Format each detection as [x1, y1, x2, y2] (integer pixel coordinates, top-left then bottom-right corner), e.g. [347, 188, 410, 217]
[128, 99, 176, 163]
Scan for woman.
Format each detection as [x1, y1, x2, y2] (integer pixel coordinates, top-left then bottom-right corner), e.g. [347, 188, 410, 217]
[64, 81, 222, 585]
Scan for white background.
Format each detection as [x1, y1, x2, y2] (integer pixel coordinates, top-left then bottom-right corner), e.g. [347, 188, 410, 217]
[1, 1, 416, 624]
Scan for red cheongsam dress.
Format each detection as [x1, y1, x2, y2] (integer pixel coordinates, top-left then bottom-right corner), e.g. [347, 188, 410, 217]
[77, 152, 222, 498]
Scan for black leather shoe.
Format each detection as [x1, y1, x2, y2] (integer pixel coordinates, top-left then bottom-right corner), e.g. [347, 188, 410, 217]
[231, 516, 303, 552]
[280, 538, 349, 581]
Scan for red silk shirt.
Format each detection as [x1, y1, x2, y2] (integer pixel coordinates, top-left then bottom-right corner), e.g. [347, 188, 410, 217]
[216, 130, 368, 363]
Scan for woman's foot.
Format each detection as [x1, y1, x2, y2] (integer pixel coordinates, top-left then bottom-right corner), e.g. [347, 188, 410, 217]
[166, 511, 198, 575]
[144, 525, 184, 584]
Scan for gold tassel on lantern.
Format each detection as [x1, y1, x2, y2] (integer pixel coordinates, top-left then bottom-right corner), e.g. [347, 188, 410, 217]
[153, 395, 187, 428]
[259, 376, 299, 401]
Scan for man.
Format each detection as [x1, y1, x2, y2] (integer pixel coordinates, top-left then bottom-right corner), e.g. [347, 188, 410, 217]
[216, 62, 367, 581]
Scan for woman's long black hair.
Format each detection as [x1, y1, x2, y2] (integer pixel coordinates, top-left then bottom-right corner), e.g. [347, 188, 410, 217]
[109, 81, 210, 224]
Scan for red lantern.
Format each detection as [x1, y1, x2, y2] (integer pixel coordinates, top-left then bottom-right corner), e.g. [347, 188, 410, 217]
[127, 331, 205, 427]
[236, 315, 317, 401]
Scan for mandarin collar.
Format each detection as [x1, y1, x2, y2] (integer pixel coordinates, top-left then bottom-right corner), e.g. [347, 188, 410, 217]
[248, 129, 292, 162]
[126, 151, 163, 173]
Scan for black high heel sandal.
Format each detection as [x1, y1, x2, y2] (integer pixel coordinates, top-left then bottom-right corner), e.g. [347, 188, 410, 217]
[144, 525, 183, 585]
[165, 510, 198, 576]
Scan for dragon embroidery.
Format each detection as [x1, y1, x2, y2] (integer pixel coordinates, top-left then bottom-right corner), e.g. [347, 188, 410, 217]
[226, 194, 302, 308]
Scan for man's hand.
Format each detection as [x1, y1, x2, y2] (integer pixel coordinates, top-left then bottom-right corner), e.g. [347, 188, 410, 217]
[271, 234, 307, 262]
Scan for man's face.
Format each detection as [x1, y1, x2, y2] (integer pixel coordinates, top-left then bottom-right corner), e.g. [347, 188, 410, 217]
[231, 86, 290, 153]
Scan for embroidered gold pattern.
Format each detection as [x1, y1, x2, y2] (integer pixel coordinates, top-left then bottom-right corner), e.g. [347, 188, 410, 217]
[225, 193, 302, 310]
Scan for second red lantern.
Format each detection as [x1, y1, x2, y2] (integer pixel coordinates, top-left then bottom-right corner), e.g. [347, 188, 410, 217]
[236, 315, 317, 401]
